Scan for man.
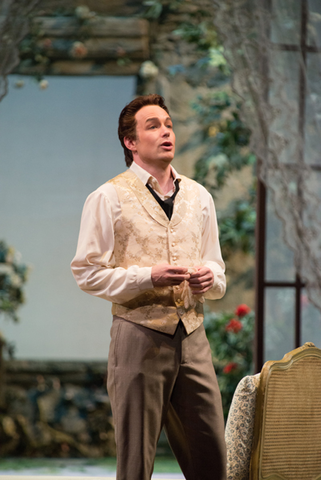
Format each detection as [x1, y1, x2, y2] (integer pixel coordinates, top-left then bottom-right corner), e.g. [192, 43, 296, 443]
[71, 94, 227, 480]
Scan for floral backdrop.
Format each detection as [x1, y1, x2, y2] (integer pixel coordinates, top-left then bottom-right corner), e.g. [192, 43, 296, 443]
[204, 303, 254, 420]
[0, 240, 29, 325]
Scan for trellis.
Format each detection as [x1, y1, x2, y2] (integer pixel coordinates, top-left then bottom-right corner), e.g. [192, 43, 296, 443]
[15, 15, 149, 77]
[0, 0, 151, 101]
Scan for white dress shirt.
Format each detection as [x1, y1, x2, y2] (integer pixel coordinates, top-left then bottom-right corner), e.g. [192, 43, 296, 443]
[71, 162, 226, 305]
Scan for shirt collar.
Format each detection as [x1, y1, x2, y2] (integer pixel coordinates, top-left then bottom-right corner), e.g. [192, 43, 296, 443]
[129, 162, 181, 194]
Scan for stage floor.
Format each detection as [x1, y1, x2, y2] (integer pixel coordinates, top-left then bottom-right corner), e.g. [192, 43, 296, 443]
[0, 458, 184, 479]
[0, 476, 184, 480]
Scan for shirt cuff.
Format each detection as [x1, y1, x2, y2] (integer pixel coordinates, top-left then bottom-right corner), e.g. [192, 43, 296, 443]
[136, 267, 154, 291]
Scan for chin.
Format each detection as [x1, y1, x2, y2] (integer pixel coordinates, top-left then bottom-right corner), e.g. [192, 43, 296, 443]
[160, 156, 174, 164]
[162, 152, 175, 160]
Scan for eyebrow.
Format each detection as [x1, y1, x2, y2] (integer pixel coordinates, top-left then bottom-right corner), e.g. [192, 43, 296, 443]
[145, 116, 172, 123]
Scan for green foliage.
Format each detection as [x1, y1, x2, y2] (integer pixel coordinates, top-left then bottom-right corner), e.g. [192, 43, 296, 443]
[18, 16, 51, 80]
[142, 0, 184, 19]
[204, 304, 254, 420]
[152, 0, 256, 259]
[192, 91, 255, 195]
[207, 47, 229, 73]
[218, 189, 256, 259]
[173, 21, 218, 52]
[192, 90, 256, 258]
[0, 240, 29, 323]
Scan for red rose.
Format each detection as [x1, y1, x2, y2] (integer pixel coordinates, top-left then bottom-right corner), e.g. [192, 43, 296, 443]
[223, 362, 238, 374]
[225, 318, 243, 333]
[235, 304, 251, 318]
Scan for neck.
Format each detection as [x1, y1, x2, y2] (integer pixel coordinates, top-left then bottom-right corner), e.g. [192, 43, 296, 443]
[133, 159, 173, 193]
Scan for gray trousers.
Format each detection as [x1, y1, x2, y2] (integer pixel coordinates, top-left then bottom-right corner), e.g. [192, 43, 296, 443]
[107, 316, 227, 480]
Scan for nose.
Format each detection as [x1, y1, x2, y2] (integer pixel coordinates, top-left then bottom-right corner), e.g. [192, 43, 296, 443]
[161, 124, 170, 136]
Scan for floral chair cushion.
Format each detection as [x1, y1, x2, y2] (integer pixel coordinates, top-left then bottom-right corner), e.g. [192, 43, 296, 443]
[225, 374, 260, 480]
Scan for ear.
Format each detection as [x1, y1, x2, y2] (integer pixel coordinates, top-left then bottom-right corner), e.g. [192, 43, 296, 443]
[124, 136, 137, 152]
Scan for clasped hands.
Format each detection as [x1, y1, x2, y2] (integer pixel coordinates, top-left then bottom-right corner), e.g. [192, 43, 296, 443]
[151, 264, 214, 295]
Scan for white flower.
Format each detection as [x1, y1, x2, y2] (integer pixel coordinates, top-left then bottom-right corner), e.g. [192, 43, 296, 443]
[14, 80, 25, 89]
[39, 79, 49, 90]
[139, 61, 159, 80]
[0, 264, 14, 275]
[75, 6, 92, 20]
[209, 153, 228, 168]
[9, 273, 22, 288]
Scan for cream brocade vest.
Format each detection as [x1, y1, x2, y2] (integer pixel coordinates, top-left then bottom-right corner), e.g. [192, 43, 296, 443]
[108, 169, 204, 335]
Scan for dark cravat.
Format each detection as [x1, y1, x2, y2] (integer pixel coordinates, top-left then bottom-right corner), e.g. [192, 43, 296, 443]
[146, 180, 180, 220]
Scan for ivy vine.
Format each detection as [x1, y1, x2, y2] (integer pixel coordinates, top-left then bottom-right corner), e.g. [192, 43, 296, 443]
[142, 0, 256, 260]
[191, 90, 256, 259]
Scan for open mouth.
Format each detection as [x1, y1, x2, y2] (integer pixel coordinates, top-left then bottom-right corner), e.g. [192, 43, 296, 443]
[161, 142, 172, 147]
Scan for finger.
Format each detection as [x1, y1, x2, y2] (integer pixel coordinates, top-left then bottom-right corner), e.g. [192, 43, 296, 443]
[189, 268, 211, 279]
[191, 279, 212, 290]
[190, 279, 213, 293]
[170, 267, 189, 274]
[188, 275, 211, 285]
[190, 279, 213, 290]
[189, 273, 201, 280]
[191, 287, 210, 294]
[168, 273, 190, 284]
[189, 266, 205, 276]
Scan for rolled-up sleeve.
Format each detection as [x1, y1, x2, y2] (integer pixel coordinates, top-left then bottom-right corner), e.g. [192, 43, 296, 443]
[71, 184, 153, 304]
[199, 185, 226, 300]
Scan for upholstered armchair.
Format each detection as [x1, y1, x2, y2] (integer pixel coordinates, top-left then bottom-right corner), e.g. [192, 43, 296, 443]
[225, 342, 321, 480]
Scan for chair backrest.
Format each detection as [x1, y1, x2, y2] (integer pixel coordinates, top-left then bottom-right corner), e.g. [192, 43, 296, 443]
[250, 342, 321, 480]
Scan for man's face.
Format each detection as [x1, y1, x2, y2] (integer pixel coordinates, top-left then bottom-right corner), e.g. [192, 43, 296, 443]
[128, 105, 176, 167]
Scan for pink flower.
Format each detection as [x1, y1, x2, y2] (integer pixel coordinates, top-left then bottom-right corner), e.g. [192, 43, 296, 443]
[223, 362, 238, 374]
[225, 318, 243, 333]
[235, 304, 251, 318]
[116, 46, 126, 57]
[70, 41, 88, 58]
[42, 38, 52, 49]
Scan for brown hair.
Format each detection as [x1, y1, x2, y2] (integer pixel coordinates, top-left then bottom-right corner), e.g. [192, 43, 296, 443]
[118, 94, 170, 167]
